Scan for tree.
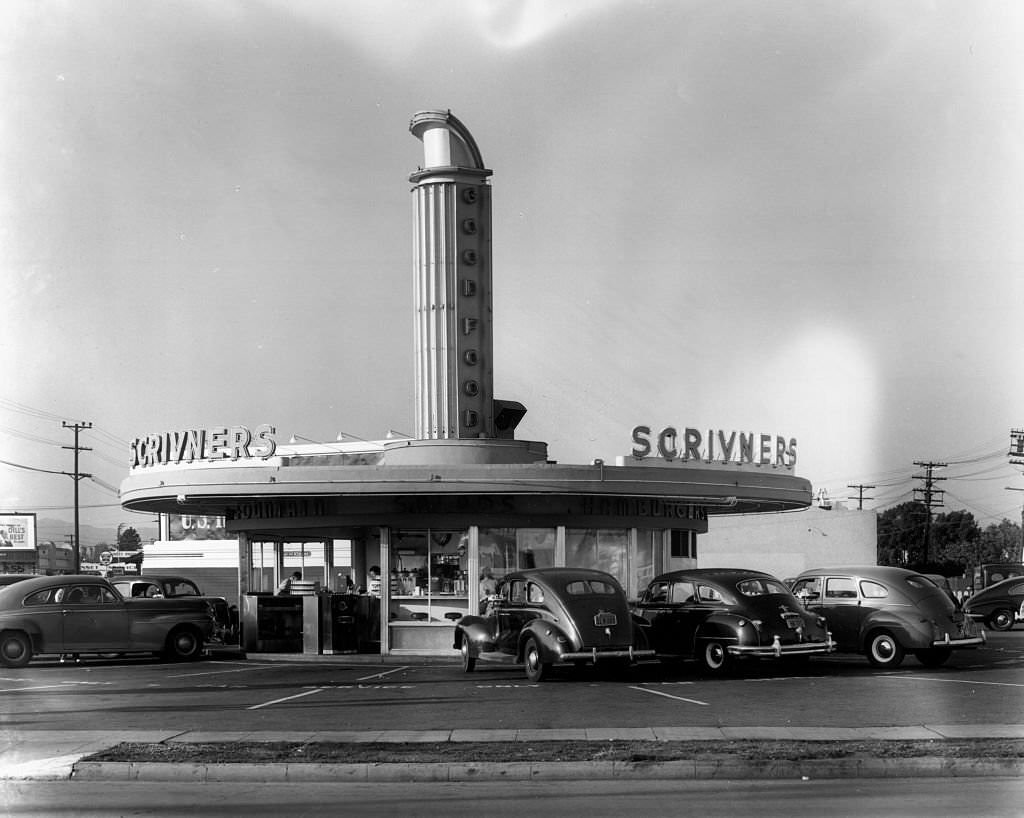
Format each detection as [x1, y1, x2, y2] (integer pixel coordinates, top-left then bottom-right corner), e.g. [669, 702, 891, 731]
[977, 519, 1023, 565]
[930, 509, 981, 571]
[117, 526, 142, 551]
[877, 501, 930, 566]
[877, 505, 1022, 578]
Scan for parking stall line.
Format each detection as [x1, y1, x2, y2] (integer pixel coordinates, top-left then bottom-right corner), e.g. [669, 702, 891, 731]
[165, 662, 293, 679]
[356, 666, 409, 682]
[888, 674, 1024, 688]
[629, 685, 709, 706]
[0, 681, 112, 693]
[247, 688, 326, 710]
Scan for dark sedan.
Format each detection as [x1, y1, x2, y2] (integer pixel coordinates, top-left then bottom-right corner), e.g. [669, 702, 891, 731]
[964, 576, 1024, 631]
[454, 568, 654, 682]
[792, 566, 985, 668]
[0, 574, 216, 667]
[110, 574, 237, 643]
[632, 568, 835, 676]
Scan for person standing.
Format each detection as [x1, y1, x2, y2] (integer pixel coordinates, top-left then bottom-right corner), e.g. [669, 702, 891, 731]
[276, 571, 301, 596]
[367, 566, 382, 597]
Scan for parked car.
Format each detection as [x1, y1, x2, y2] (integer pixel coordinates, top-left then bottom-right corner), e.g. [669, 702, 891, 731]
[791, 566, 985, 668]
[0, 574, 216, 668]
[109, 574, 236, 643]
[631, 568, 835, 676]
[454, 568, 654, 681]
[963, 576, 1024, 631]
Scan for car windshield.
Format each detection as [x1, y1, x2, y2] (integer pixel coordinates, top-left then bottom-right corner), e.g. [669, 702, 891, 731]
[736, 578, 790, 597]
[162, 580, 201, 597]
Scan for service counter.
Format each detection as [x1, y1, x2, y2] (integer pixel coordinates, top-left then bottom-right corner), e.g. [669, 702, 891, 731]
[388, 594, 467, 652]
[242, 592, 380, 654]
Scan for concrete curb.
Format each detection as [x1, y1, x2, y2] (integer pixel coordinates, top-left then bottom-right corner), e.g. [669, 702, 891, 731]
[70, 757, 1024, 783]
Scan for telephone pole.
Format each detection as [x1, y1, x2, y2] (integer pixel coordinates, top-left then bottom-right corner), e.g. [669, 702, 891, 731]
[913, 461, 946, 565]
[62, 421, 92, 573]
[847, 484, 875, 510]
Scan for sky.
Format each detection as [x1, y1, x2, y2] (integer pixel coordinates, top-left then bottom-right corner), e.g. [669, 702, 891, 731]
[2, 0, 1023, 544]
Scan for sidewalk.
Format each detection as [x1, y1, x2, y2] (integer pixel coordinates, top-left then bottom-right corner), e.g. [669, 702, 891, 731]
[4, 725, 1023, 782]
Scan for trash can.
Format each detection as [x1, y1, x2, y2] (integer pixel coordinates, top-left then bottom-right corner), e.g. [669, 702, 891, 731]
[322, 593, 358, 654]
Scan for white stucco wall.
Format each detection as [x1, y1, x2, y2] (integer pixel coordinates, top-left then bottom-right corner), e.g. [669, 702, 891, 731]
[698, 504, 877, 581]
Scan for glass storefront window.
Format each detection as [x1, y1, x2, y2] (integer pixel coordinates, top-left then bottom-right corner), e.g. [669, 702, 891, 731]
[565, 528, 628, 590]
[478, 528, 556, 583]
[634, 529, 661, 599]
[390, 529, 467, 622]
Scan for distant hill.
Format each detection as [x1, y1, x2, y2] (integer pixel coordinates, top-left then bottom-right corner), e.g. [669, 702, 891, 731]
[35, 517, 159, 548]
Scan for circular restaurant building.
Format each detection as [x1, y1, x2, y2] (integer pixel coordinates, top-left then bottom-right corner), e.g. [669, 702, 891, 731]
[119, 111, 811, 657]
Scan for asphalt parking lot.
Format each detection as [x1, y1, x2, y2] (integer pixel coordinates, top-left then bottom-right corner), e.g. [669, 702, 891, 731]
[1, 629, 1022, 734]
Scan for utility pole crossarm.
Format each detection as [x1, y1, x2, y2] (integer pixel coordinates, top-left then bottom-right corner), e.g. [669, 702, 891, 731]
[847, 484, 875, 510]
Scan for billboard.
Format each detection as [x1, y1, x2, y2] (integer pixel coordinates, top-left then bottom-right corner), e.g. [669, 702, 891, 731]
[167, 514, 229, 541]
[0, 513, 36, 550]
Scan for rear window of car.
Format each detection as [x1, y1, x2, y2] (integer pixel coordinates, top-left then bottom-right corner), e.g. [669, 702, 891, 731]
[737, 578, 789, 597]
[565, 579, 617, 596]
[905, 576, 934, 591]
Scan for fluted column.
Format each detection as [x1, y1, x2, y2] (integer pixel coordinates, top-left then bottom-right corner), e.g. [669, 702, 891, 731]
[409, 111, 494, 440]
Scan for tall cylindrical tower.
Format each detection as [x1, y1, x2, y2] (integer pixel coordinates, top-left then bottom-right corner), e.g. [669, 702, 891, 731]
[409, 110, 494, 440]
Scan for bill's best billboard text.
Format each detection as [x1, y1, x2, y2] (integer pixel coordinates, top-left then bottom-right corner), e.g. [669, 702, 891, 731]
[631, 426, 797, 468]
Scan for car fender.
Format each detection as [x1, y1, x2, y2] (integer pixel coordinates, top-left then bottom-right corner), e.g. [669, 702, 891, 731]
[693, 613, 745, 648]
[0, 617, 46, 652]
[517, 619, 571, 664]
[858, 610, 920, 648]
[453, 616, 494, 654]
[630, 613, 652, 650]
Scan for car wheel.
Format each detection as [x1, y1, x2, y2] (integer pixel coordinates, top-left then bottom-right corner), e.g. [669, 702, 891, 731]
[0, 631, 32, 668]
[163, 627, 203, 662]
[988, 609, 1014, 631]
[460, 639, 476, 673]
[865, 630, 904, 668]
[523, 637, 550, 682]
[914, 648, 952, 668]
[698, 639, 732, 676]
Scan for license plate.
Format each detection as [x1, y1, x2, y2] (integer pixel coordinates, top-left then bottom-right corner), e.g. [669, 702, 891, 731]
[781, 613, 802, 630]
[594, 612, 617, 627]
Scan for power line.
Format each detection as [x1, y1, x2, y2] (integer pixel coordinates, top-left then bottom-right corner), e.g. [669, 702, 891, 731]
[0, 457, 69, 476]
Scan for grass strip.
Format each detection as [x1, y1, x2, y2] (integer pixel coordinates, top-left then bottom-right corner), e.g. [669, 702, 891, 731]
[85, 739, 1024, 765]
